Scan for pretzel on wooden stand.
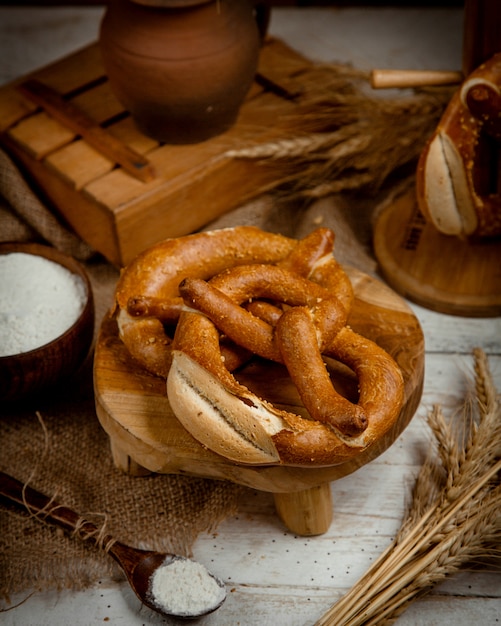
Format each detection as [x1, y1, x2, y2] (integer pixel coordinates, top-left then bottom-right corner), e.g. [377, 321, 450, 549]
[416, 52, 501, 238]
[114, 226, 404, 467]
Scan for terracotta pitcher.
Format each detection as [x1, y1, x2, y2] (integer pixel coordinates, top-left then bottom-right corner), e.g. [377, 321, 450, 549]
[99, 0, 269, 144]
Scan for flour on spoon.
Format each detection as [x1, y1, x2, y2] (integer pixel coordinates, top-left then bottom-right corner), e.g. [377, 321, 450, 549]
[148, 557, 226, 617]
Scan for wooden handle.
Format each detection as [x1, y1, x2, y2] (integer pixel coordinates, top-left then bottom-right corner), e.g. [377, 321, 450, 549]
[18, 79, 156, 183]
[370, 69, 463, 89]
[0, 470, 100, 542]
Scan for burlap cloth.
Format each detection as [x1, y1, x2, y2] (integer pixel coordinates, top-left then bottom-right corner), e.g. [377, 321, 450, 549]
[0, 138, 403, 607]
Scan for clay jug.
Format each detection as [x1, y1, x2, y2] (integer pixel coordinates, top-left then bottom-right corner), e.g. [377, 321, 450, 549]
[99, 0, 269, 144]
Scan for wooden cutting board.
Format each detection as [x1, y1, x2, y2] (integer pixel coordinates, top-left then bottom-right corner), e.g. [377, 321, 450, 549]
[94, 266, 424, 535]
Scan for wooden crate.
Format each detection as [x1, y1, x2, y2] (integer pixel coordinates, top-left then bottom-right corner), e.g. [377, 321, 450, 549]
[0, 37, 315, 266]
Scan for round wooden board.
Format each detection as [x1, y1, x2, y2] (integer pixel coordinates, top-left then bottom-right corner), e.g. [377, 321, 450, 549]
[373, 187, 501, 317]
[94, 266, 424, 494]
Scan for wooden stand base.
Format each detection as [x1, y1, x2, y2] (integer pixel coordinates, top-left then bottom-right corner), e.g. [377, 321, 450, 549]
[274, 485, 333, 536]
[94, 267, 424, 536]
[373, 187, 501, 317]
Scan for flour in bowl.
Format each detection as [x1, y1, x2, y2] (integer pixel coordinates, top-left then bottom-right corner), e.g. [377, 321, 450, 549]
[0, 252, 87, 357]
[149, 557, 226, 616]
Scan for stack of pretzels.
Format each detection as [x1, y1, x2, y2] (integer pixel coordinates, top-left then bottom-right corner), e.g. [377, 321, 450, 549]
[114, 226, 404, 467]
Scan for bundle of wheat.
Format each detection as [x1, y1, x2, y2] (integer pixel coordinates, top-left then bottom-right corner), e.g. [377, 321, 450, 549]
[316, 347, 501, 626]
[226, 65, 454, 201]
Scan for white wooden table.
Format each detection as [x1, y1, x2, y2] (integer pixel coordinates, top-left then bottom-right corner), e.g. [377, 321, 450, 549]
[1, 5, 500, 625]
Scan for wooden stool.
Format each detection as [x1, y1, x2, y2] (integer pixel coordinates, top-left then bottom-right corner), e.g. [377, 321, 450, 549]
[94, 267, 424, 536]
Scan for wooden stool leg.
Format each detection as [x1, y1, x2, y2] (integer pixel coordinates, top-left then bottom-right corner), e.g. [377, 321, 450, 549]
[109, 439, 151, 476]
[273, 483, 333, 536]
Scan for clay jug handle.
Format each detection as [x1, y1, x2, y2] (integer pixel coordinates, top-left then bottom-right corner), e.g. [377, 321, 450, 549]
[254, 0, 270, 43]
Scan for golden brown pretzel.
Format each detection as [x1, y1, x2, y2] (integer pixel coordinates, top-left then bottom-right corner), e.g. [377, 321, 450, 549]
[114, 225, 403, 467]
[114, 226, 353, 378]
[178, 266, 366, 435]
[169, 265, 404, 467]
[178, 265, 349, 362]
[276, 306, 367, 437]
[417, 52, 501, 238]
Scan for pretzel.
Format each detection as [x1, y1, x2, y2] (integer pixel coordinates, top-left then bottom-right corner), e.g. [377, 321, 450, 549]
[114, 226, 353, 378]
[178, 265, 349, 362]
[114, 225, 403, 466]
[178, 265, 366, 434]
[168, 265, 404, 467]
[416, 52, 501, 238]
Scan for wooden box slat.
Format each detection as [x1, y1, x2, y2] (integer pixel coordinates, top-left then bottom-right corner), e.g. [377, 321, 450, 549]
[108, 117, 158, 153]
[46, 140, 114, 190]
[0, 45, 104, 132]
[0, 37, 315, 266]
[71, 81, 125, 121]
[8, 113, 74, 157]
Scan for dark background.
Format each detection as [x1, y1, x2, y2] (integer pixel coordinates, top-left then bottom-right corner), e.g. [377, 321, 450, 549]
[0, 1, 465, 7]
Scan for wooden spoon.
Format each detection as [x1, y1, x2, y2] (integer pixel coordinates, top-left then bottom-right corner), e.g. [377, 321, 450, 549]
[0, 471, 227, 619]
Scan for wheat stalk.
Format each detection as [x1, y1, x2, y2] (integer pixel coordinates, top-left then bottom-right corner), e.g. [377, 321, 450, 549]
[315, 349, 501, 626]
[224, 63, 453, 199]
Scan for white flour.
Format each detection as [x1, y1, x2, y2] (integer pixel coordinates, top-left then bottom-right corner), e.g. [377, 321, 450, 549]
[0, 252, 87, 357]
[149, 557, 226, 616]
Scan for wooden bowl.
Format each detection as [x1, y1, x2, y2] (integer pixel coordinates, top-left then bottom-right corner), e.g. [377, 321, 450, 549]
[0, 242, 95, 403]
